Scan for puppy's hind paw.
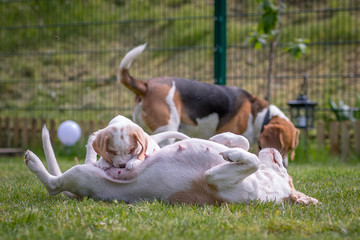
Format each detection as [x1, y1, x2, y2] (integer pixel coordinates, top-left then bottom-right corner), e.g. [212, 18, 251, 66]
[289, 191, 321, 205]
[24, 150, 46, 173]
[220, 149, 242, 163]
[24, 150, 32, 165]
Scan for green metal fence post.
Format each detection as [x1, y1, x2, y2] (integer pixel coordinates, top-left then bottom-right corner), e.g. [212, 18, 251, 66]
[214, 0, 227, 85]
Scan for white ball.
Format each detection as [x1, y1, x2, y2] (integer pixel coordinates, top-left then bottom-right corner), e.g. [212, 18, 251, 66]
[57, 120, 82, 146]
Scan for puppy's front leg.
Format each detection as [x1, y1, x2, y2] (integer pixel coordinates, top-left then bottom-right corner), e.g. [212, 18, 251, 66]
[85, 132, 98, 164]
[205, 148, 259, 190]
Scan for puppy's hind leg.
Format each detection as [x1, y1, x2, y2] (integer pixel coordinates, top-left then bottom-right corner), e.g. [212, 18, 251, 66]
[25, 150, 58, 194]
[42, 125, 81, 199]
[42, 125, 62, 176]
[205, 148, 259, 190]
[25, 150, 80, 199]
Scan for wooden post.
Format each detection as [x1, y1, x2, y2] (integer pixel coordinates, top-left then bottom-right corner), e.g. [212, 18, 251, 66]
[340, 121, 350, 161]
[22, 118, 28, 147]
[0, 116, 3, 147]
[317, 120, 325, 148]
[42, 119, 47, 128]
[13, 117, 20, 147]
[89, 120, 95, 136]
[30, 118, 38, 146]
[80, 120, 86, 141]
[354, 120, 360, 154]
[329, 121, 339, 154]
[50, 119, 56, 143]
[98, 120, 105, 129]
[5, 117, 11, 147]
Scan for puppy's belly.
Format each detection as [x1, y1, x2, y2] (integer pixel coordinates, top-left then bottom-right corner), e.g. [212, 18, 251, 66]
[179, 113, 219, 139]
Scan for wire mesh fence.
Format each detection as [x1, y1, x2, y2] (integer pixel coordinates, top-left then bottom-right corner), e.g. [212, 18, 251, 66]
[1, 0, 359, 125]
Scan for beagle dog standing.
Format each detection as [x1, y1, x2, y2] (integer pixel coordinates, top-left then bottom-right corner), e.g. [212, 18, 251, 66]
[118, 45, 299, 167]
[90, 115, 189, 171]
[24, 117, 319, 205]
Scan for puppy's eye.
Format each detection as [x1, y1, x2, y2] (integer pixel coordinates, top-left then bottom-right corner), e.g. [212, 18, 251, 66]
[107, 150, 118, 155]
[127, 147, 136, 154]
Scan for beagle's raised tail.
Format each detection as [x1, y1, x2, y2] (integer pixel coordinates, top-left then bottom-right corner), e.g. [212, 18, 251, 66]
[117, 44, 147, 96]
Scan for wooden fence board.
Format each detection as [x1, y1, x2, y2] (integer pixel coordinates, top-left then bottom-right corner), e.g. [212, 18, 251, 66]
[13, 117, 20, 147]
[22, 118, 28, 147]
[0, 116, 3, 146]
[50, 119, 56, 143]
[340, 121, 350, 161]
[354, 121, 360, 154]
[329, 121, 339, 154]
[30, 118, 38, 146]
[5, 117, 11, 147]
[317, 120, 325, 147]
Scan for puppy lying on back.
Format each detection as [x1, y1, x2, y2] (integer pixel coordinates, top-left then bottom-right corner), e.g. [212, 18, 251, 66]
[25, 126, 319, 205]
[91, 115, 189, 171]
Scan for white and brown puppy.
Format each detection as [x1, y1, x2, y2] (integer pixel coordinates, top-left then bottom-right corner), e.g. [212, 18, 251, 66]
[25, 128, 318, 205]
[118, 45, 299, 167]
[91, 115, 189, 170]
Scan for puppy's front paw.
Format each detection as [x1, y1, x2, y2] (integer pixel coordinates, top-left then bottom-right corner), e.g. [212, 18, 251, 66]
[126, 159, 141, 170]
[87, 131, 98, 143]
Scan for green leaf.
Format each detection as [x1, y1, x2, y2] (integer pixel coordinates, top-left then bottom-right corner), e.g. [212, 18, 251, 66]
[283, 38, 310, 58]
[245, 31, 268, 49]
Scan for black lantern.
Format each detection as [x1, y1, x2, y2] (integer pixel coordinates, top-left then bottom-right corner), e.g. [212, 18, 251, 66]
[287, 94, 317, 129]
[287, 75, 317, 129]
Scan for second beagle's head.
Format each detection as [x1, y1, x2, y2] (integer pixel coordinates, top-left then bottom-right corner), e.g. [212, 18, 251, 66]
[92, 123, 149, 168]
[259, 116, 300, 167]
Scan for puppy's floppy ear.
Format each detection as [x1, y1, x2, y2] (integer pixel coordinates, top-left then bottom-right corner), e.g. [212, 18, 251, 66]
[259, 124, 284, 153]
[92, 130, 111, 163]
[128, 126, 148, 160]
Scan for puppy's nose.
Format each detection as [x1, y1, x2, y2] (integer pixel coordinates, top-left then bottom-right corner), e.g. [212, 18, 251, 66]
[269, 148, 275, 156]
[269, 149, 277, 165]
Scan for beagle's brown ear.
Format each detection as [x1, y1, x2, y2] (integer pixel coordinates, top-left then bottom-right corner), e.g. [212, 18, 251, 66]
[92, 130, 111, 163]
[128, 126, 148, 161]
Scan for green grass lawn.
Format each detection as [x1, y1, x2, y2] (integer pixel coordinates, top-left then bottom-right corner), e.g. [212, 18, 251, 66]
[0, 148, 359, 240]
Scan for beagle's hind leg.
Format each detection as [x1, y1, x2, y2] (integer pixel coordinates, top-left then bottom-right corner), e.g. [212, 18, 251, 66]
[205, 148, 259, 190]
[209, 132, 250, 151]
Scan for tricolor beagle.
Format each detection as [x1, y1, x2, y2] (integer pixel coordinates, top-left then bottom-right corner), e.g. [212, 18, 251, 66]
[118, 45, 299, 167]
[24, 120, 318, 205]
